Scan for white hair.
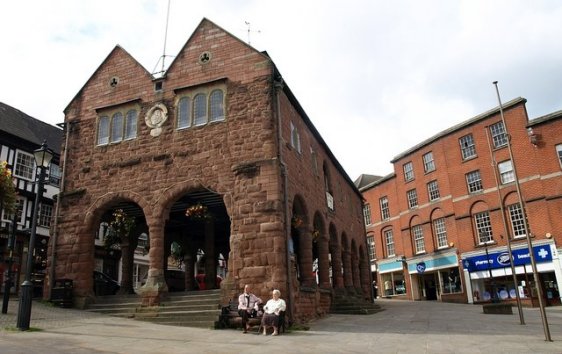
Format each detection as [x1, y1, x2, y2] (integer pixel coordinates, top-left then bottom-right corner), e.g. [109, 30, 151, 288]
[273, 289, 281, 296]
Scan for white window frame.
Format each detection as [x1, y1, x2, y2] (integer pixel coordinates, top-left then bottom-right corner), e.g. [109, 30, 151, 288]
[363, 204, 372, 226]
[466, 170, 483, 193]
[38, 204, 53, 227]
[423, 152, 435, 173]
[177, 96, 192, 129]
[412, 225, 425, 254]
[508, 203, 526, 238]
[403, 162, 414, 182]
[433, 218, 448, 248]
[490, 121, 508, 148]
[427, 180, 440, 201]
[460, 134, 476, 160]
[97, 106, 139, 146]
[97, 116, 110, 145]
[14, 151, 35, 180]
[384, 229, 395, 257]
[474, 211, 493, 244]
[498, 160, 514, 184]
[367, 235, 376, 262]
[407, 189, 418, 209]
[124, 109, 138, 140]
[379, 196, 390, 220]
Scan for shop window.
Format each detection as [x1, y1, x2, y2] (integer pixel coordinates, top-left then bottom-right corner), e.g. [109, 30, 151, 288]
[440, 268, 462, 294]
[381, 271, 406, 296]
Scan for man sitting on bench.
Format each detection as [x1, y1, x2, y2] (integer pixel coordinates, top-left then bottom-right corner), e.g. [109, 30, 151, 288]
[238, 284, 262, 333]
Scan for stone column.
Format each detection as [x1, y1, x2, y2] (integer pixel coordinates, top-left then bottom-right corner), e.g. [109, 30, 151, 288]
[183, 251, 196, 291]
[317, 238, 330, 289]
[351, 252, 361, 290]
[298, 228, 314, 287]
[139, 219, 166, 306]
[359, 255, 371, 300]
[330, 244, 344, 290]
[342, 250, 354, 290]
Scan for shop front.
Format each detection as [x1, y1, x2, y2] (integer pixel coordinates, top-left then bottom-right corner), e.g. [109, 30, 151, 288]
[406, 252, 464, 302]
[378, 258, 407, 298]
[462, 241, 561, 307]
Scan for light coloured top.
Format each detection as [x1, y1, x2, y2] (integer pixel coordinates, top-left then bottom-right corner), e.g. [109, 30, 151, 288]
[263, 298, 286, 315]
[238, 292, 262, 312]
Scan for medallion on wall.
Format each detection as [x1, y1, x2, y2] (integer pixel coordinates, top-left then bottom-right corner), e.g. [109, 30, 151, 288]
[145, 103, 168, 137]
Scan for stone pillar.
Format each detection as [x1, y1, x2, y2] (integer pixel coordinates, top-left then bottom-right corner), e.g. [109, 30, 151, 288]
[330, 244, 344, 289]
[139, 220, 166, 306]
[183, 251, 196, 291]
[359, 255, 371, 300]
[351, 252, 361, 290]
[204, 220, 216, 289]
[318, 238, 330, 289]
[342, 250, 354, 290]
[298, 228, 314, 287]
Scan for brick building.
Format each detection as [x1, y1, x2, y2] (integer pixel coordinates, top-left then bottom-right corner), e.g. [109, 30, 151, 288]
[360, 98, 562, 306]
[50, 19, 370, 323]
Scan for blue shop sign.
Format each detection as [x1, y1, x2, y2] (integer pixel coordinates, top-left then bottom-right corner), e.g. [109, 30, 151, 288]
[462, 245, 552, 272]
[416, 262, 426, 273]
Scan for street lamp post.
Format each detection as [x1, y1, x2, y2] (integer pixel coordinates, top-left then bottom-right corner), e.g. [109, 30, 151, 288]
[16, 141, 53, 331]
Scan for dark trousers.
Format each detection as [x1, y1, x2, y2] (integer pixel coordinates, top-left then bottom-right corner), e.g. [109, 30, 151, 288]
[238, 310, 251, 328]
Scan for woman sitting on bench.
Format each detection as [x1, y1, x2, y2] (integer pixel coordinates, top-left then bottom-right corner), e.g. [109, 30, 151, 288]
[261, 289, 286, 336]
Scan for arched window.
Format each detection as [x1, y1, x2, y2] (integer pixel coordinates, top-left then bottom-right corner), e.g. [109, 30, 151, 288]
[193, 93, 207, 126]
[98, 116, 110, 145]
[177, 96, 191, 129]
[110, 112, 124, 143]
[125, 109, 137, 140]
[209, 89, 224, 122]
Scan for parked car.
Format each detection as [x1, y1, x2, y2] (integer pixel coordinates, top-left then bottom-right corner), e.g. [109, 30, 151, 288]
[93, 271, 120, 295]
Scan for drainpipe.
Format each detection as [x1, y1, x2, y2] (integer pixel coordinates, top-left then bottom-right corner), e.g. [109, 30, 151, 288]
[48, 121, 71, 298]
[272, 73, 293, 322]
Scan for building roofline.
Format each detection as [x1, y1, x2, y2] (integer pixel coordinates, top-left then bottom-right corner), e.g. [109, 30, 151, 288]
[358, 172, 396, 192]
[527, 109, 562, 127]
[391, 97, 527, 163]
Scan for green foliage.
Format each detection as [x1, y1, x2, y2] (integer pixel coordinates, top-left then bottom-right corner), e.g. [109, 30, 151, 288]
[103, 209, 135, 249]
[0, 161, 17, 213]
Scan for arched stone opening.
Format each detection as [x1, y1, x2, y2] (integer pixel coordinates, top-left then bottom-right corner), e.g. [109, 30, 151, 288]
[161, 187, 230, 292]
[291, 195, 310, 287]
[312, 212, 329, 288]
[329, 223, 343, 290]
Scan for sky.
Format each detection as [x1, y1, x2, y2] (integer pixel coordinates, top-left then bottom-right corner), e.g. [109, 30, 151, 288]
[1, 0, 562, 180]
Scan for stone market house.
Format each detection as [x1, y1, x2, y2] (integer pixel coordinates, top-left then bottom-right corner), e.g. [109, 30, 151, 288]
[49, 18, 372, 323]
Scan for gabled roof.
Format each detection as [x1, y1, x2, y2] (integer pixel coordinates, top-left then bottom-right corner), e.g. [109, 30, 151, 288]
[354, 174, 383, 189]
[0, 101, 63, 154]
[358, 173, 396, 192]
[64, 45, 152, 114]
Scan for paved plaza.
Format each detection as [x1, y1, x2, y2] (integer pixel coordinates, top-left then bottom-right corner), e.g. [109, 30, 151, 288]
[0, 298, 561, 353]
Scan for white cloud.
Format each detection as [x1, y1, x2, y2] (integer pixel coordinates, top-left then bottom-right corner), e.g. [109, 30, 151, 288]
[1, 0, 561, 180]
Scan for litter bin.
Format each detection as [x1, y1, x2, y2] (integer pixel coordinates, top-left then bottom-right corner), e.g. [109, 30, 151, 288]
[51, 279, 73, 308]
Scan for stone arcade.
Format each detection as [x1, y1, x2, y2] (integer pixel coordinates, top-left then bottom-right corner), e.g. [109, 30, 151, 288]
[49, 19, 371, 323]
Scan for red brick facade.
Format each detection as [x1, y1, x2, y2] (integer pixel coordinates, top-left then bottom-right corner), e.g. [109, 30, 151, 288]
[361, 99, 562, 306]
[49, 19, 369, 323]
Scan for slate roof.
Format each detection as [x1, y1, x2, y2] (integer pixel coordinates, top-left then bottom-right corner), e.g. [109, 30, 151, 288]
[0, 101, 62, 154]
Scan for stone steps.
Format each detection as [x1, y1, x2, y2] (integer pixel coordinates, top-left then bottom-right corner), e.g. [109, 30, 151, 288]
[85, 289, 222, 328]
[330, 295, 383, 315]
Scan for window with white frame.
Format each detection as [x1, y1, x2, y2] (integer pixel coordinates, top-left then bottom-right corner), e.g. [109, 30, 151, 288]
[407, 189, 418, 209]
[379, 196, 390, 220]
[363, 203, 372, 226]
[423, 152, 435, 173]
[433, 218, 448, 248]
[508, 203, 526, 238]
[38, 204, 53, 227]
[427, 180, 440, 201]
[97, 106, 139, 146]
[490, 121, 508, 148]
[49, 163, 61, 186]
[15, 151, 34, 180]
[466, 170, 483, 193]
[498, 160, 514, 184]
[403, 162, 414, 182]
[384, 229, 395, 257]
[556, 144, 562, 168]
[367, 235, 376, 262]
[176, 87, 226, 129]
[459, 134, 476, 160]
[412, 225, 425, 254]
[290, 122, 301, 153]
[474, 211, 493, 244]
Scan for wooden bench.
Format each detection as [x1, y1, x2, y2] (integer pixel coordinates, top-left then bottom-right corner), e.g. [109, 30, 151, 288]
[219, 299, 286, 335]
[219, 300, 264, 331]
